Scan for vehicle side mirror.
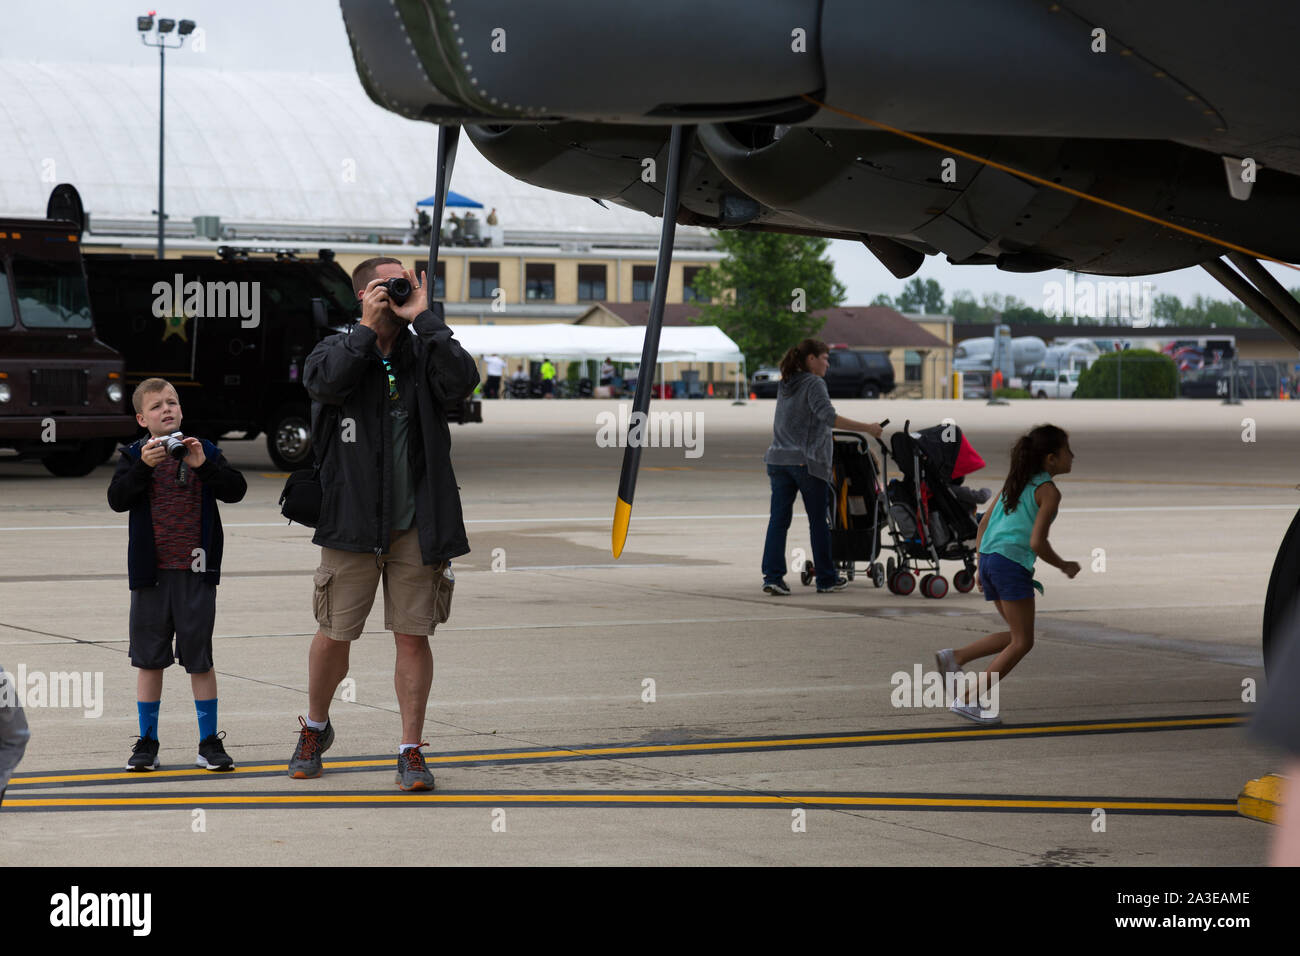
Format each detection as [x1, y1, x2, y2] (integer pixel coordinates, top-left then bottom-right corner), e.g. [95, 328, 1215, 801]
[310, 297, 330, 328]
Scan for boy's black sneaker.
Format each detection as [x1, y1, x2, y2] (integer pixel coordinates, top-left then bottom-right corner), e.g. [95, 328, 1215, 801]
[395, 745, 435, 791]
[126, 735, 160, 772]
[196, 731, 235, 771]
[287, 716, 334, 779]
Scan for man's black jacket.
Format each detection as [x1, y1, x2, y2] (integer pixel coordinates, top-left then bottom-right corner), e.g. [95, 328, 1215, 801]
[304, 309, 479, 564]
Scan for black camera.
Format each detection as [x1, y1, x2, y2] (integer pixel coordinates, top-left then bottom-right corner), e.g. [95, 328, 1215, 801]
[381, 277, 412, 306]
[162, 432, 189, 460]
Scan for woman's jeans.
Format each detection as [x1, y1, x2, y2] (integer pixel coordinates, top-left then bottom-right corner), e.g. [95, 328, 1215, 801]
[761, 463, 835, 588]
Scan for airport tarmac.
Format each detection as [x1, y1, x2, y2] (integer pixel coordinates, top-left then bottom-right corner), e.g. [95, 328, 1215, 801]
[0, 398, 1294, 866]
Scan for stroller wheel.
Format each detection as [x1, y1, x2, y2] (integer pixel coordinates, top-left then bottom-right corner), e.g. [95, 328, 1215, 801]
[953, 569, 975, 593]
[871, 563, 886, 588]
[846, 567, 855, 582]
[892, 571, 916, 596]
[800, 560, 814, 586]
[919, 573, 934, 597]
[926, 575, 950, 599]
[887, 557, 896, 578]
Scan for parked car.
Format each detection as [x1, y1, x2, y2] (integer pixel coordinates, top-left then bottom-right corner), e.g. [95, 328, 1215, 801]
[960, 370, 989, 400]
[750, 366, 781, 398]
[825, 348, 895, 398]
[1029, 366, 1080, 398]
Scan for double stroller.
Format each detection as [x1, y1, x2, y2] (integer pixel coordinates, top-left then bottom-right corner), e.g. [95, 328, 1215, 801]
[797, 420, 988, 599]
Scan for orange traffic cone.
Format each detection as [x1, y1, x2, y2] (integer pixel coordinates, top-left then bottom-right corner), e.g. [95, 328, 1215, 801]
[750, 391, 757, 400]
[707, 382, 714, 396]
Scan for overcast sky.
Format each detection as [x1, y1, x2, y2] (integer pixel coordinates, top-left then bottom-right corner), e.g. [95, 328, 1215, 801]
[3, 0, 1293, 314]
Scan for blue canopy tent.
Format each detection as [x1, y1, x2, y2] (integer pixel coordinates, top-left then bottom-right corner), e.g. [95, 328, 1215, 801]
[417, 190, 482, 208]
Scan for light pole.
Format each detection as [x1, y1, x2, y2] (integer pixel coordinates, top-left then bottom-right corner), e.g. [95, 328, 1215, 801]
[138, 14, 196, 260]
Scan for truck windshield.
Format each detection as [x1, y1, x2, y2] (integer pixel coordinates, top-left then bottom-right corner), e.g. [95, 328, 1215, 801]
[0, 266, 13, 328]
[12, 256, 93, 329]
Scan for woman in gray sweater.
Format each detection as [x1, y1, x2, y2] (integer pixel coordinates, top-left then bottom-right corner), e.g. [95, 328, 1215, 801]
[762, 339, 883, 594]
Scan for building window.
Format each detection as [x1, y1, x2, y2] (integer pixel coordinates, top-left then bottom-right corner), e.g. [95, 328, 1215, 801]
[683, 266, 710, 303]
[577, 264, 606, 301]
[469, 261, 498, 299]
[905, 350, 924, 382]
[632, 265, 655, 302]
[525, 263, 555, 300]
[415, 260, 446, 298]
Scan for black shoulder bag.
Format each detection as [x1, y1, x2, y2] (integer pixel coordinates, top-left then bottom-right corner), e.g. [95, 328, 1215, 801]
[278, 418, 331, 528]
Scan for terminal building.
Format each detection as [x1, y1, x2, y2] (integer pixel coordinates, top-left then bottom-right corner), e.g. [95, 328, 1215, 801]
[0, 59, 954, 396]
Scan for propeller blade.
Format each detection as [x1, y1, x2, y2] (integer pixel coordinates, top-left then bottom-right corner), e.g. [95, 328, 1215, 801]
[612, 124, 691, 558]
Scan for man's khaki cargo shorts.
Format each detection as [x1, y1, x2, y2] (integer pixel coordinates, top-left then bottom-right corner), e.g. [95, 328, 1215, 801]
[312, 528, 453, 641]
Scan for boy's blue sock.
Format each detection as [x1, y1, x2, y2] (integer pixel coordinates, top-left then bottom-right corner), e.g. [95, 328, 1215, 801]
[195, 698, 218, 741]
[137, 701, 160, 740]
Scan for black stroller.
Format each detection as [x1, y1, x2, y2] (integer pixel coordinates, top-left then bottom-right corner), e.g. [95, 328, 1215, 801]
[879, 420, 986, 599]
[798, 430, 889, 589]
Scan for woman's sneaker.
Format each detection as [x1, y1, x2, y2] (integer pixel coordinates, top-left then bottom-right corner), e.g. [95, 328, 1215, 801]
[950, 700, 1002, 725]
[287, 716, 334, 779]
[396, 745, 435, 791]
[197, 731, 235, 771]
[126, 735, 160, 772]
[935, 648, 959, 676]
[762, 579, 791, 596]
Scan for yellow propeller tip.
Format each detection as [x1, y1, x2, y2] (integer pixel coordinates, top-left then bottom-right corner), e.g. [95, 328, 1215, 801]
[612, 497, 632, 558]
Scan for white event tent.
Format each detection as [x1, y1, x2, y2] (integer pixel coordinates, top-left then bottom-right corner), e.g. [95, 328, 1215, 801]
[444, 323, 748, 394]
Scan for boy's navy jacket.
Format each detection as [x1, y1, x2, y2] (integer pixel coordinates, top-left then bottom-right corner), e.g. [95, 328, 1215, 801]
[107, 437, 248, 590]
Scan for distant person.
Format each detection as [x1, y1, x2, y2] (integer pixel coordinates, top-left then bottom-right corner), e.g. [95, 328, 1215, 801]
[290, 258, 478, 791]
[540, 357, 557, 398]
[761, 338, 883, 596]
[484, 353, 506, 399]
[0, 664, 29, 805]
[600, 357, 615, 387]
[936, 425, 1079, 724]
[991, 368, 1005, 394]
[486, 208, 499, 225]
[510, 364, 529, 398]
[107, 377, 248, 771]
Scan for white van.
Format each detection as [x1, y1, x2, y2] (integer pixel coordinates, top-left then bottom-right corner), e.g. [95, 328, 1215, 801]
[1029, 366, 1080, 399]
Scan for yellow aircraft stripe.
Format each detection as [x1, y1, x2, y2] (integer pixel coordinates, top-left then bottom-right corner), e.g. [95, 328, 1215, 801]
[8, 716, 1246, 788]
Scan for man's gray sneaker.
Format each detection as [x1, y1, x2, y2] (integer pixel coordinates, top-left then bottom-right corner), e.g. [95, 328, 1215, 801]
[396, 745, 435, 791]
[817, 576, 849, 593]
[288, 716, 333, 779]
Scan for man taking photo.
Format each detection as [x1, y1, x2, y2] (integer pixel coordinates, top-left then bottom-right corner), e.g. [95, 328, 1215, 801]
[287, 257, 478, 791]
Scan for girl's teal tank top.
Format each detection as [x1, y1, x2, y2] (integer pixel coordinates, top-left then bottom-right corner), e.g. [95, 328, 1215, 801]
[980, 471, 1054, 571]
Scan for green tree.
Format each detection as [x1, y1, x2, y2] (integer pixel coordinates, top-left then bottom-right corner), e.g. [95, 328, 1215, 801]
[870, 292, 895, 307]
[689, 232, 846, 366]
[1075, 349, 1177, 398]
[896, 277, 945, 313]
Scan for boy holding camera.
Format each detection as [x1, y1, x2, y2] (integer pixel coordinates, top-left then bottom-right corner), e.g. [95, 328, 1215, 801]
[107, 378, 247, 771]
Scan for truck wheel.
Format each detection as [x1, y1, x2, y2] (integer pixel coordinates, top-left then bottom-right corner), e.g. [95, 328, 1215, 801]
[859, 382, 880, 399]
[267, 405, 312, 471]
[42, 442, 105, 477]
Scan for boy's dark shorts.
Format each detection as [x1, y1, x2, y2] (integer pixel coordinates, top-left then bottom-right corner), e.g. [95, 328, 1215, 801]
[129, 570, 217, 673]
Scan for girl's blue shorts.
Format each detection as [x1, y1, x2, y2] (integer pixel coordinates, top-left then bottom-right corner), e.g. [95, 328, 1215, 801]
[977, 551, 1035, 602]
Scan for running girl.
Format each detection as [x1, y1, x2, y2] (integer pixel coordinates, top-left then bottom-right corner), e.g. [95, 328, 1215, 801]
[936, 424, 1080, 723]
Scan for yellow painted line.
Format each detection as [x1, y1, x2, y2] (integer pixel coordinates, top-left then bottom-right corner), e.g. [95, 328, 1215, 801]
[2, 793, 1235, 812]
[1237, 773, 1287, 824]
[9, 716, 1246, 788]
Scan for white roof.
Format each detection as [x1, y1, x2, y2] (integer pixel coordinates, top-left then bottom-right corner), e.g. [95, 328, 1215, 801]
[446, 323, 744, 363]
[0, 59, 710, 243]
